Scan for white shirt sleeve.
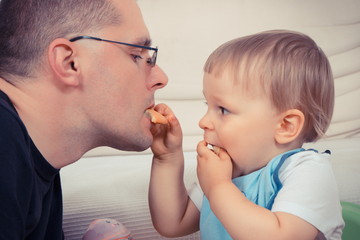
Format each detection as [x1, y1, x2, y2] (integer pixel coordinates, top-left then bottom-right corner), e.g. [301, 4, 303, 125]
[188, 181, 203, 211]
[272, 151, 344, 240]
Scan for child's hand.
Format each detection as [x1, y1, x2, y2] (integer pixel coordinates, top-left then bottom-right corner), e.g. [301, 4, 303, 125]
[150, 103, 183, 159]
[196, 140, 233, 197]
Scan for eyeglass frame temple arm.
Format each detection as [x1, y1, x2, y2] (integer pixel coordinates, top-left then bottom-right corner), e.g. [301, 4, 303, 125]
[69, 36, 158, 52]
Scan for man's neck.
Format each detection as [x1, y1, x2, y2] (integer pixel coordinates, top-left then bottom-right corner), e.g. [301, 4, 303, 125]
[0, 77, 91, 168]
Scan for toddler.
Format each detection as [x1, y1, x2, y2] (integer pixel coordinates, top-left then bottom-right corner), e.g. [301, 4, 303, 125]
[148, 30, 344, 240]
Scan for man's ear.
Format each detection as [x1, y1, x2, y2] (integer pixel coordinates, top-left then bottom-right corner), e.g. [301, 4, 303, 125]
[275, 109, 305, 145]
[47, 38, 80, 87]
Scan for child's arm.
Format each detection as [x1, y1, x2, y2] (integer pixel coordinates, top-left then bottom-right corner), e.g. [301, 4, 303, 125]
[148, 104, 200, 237]
[197, 141, 319, 240]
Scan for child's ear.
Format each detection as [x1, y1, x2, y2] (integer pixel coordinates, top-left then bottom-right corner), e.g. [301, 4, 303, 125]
[275, 109, 305, 145]
[47, 38, 80, 87]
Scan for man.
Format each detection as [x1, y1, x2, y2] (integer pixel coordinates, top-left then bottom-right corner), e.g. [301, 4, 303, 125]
[0, 0, 168, 239]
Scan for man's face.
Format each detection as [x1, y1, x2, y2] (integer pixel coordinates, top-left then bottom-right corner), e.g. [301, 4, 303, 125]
[78, 0, 168, 151]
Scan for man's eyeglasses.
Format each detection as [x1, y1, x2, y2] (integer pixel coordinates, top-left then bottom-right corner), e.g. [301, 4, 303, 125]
[69, 36, 158, 67]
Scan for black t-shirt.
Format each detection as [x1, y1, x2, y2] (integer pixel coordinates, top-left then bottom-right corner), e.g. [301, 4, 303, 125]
[0, 91, 64, 239]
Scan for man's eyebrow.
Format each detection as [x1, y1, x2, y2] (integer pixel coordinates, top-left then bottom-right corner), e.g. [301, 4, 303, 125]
[134, 38, 152, 47]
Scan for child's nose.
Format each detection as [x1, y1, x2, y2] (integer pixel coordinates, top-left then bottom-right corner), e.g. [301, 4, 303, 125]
[199, 112, 213, 130]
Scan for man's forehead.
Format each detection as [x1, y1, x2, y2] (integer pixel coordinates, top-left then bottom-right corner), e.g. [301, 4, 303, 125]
[111, 0, 151, 45]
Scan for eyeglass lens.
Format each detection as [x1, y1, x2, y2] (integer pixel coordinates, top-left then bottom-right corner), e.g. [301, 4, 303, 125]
[147, 49, 157, 67]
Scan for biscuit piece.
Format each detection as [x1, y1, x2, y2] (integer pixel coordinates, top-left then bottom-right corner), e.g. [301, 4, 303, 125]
[212, 146, 221, 155]
[207, 144, 221, 155]
[146, 109, 168, 124]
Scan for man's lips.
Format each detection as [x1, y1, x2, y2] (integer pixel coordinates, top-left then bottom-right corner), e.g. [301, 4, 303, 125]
[145, 103, 155, 111]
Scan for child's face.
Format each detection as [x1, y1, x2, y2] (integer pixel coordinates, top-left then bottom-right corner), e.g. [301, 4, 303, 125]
[200, 72, 282, 177]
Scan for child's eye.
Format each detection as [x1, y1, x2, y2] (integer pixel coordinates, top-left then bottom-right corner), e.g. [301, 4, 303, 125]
[219, 106, 230, 115]
[131, 54, 143, 62]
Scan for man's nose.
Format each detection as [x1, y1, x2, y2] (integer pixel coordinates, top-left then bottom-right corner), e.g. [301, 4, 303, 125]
[147, 65, 168, 90]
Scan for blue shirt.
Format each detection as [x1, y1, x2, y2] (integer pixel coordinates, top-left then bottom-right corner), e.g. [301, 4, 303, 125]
[200, 148, 305, 240]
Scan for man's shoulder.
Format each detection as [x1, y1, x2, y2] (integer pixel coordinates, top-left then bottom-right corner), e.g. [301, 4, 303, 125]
[0, 99, 21, 128]
[0, 94, 29, 146]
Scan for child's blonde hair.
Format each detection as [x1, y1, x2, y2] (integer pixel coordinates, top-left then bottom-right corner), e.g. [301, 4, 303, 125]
[204, 30, 334, 142]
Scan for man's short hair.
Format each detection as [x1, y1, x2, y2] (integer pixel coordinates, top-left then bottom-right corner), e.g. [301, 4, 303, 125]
[0, 0, 121, 81]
